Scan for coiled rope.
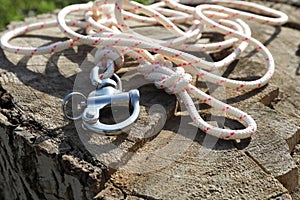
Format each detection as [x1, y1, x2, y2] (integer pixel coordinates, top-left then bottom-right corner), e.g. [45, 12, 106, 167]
[0, 0, 288, 139]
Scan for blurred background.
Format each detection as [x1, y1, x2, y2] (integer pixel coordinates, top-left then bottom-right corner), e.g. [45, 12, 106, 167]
[0, 0, 89, 30]
[0, 0, 148, 30]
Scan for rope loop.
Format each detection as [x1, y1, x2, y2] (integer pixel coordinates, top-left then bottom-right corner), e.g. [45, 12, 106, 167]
[94, 46, 124, 79]
[139, 62, 192, 94]
[0, 0, 289, 139]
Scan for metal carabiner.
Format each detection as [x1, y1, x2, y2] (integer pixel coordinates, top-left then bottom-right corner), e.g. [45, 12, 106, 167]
[81, 75, 140, 135]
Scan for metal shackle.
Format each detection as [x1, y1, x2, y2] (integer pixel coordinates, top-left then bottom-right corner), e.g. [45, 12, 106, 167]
[81, 75, 140, 135]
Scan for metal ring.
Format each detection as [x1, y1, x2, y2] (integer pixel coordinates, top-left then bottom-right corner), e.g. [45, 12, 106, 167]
[112, 73, 122, 91]
[62, 92, 87, 120]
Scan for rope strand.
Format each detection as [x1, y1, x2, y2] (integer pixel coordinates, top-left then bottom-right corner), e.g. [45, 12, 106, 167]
[0, 0, 288, 139]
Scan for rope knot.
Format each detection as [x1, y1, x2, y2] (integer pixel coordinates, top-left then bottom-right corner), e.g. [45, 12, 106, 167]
[139, 55, 192, 94]
[161, 67, 193, 94]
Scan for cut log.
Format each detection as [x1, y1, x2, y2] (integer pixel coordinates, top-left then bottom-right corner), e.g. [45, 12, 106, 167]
[1, 1, 300, 199]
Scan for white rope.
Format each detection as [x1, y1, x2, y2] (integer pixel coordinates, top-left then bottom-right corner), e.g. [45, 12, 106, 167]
[0, 0, 288, 139]
[138, 54, 256, 139]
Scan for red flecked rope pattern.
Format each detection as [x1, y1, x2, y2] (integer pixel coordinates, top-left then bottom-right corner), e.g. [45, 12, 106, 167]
[0, 0, 288, 139]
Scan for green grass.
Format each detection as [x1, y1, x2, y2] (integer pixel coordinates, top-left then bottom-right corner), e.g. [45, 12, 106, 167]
[0, 0, 149, 30]
[0, 0, 89, 30]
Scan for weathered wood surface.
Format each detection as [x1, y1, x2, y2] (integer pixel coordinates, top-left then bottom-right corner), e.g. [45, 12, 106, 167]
[0, 1, 300, 199]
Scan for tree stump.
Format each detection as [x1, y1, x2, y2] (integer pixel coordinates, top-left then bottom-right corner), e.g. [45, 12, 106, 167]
[0, 1, 300, 199]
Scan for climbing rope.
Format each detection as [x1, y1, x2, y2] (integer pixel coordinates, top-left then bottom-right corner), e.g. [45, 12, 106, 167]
[0, 0, 288, 139]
